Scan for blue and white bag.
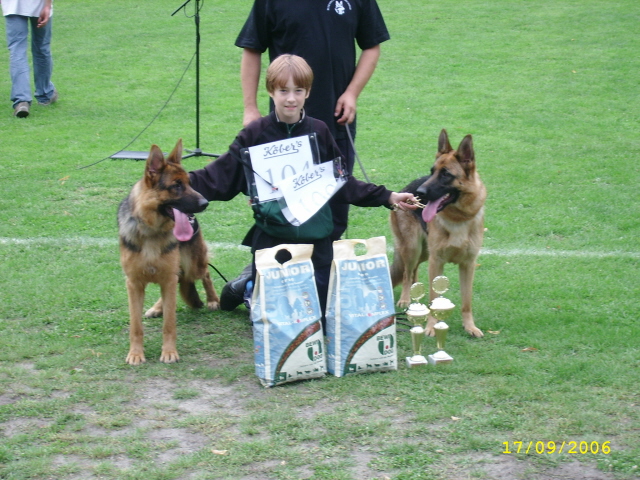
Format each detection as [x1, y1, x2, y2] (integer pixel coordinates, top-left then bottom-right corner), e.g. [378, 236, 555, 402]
[251, 244, 326, 387]
[326, 237, 397, 377]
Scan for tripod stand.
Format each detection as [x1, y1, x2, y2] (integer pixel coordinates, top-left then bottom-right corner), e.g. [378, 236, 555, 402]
[173, 0, 218, 159]
[110, 0, 218, 160]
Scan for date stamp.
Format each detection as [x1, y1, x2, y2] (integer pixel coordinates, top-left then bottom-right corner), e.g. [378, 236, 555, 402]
[503, 441, 611, 455]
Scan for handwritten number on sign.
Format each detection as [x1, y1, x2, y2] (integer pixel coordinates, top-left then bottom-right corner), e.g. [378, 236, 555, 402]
[265, 161, 311, 187]
[293, 183, 337, 215]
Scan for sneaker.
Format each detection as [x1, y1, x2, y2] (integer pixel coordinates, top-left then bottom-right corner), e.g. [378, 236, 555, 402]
[38, 89, 58, 106]
[13, 102, 29, 118]
[220, 264, 252, 311]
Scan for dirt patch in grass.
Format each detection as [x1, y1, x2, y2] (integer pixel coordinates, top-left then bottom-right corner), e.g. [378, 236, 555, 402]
[0, 372, 622, 480]
[447, 453, 617, 480]
[2, 418, 53, 437]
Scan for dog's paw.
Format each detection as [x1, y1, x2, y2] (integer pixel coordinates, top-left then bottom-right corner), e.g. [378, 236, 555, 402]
[465, 325, 484, 338]
[207, 300, 220, 311]
[425, 318, 437, 337]
[144, 307, 163, 318]
[126, 351, 146, 366]
[396, 298, 410, 310]
[159, 350, 180, 364]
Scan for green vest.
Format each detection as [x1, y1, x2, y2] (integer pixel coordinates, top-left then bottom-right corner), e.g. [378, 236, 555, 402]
[252, 198, 333, 241]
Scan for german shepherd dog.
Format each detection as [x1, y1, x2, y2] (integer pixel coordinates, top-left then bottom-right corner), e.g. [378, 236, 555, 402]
[390, 129, 486, 337]
[118, 139, 220, 365]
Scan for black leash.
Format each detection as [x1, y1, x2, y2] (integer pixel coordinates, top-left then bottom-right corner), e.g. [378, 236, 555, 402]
[395, 311, 413, 331]
[208, 263, 228, 284]
[76, 52, 196, 170]
[346, 124, 370, 183]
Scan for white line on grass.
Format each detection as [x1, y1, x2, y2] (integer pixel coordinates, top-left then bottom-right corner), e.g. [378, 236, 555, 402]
[1, 237, 639, 259]
[0, 236, 249, 252]
[480, 248, 640, 259]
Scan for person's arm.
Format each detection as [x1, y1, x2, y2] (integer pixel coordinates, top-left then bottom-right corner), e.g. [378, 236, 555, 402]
[241, 48, 263, 127]
[189, 150, 246, 202]
[336, 176, 417, 211]
[37, 0, 52, 28]
[334, 45, 381, 125]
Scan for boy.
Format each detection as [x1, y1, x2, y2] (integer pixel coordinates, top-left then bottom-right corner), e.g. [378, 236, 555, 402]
[188, 54, 416, 314]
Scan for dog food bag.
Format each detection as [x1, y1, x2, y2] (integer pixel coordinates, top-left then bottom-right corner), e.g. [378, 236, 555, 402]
[251, 244, 326, 387]
[326, 237, 397, 377]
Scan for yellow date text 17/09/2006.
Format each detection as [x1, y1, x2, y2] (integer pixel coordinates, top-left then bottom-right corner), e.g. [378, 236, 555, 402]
[502, 441, 611, 455]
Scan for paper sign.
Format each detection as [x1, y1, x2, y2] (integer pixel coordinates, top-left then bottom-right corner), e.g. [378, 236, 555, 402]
[248, 135, 315, 203]
[278, 161, 346, 225]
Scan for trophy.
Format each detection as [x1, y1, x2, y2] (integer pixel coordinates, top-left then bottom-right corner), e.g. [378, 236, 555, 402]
[428, 276, 454, 365]
[405, 282, 430, 368]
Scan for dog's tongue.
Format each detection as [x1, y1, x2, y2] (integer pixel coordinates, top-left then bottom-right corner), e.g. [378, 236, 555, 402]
[422, 196, 447, 223]
[172, 208, 194, 241]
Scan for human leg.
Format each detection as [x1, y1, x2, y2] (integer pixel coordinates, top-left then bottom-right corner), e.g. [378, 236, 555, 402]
[5, 15, 31, 108]
[30, 16, 55, 104]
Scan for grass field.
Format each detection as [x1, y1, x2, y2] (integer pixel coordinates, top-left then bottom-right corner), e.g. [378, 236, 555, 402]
[0, 1, 639, 479]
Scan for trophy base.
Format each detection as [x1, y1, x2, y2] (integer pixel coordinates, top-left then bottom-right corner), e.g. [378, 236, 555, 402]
[406, 355, 428, 368]
[428, 351, 453, 365]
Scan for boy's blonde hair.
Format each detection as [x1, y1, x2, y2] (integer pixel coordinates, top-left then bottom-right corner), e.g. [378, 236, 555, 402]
[266, 54, 313, 93]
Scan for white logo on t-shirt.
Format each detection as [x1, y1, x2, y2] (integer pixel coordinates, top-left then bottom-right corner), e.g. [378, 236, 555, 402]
[326, 0, 352, 15]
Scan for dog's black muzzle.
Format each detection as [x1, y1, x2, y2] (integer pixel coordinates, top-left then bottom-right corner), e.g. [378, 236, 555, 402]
[192, 197, 209, 213]
[417, 177, 458, 204]
[163, 195, 209, 216]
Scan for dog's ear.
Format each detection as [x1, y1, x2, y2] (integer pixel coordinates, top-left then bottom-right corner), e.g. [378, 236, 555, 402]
[437, 129, 453, 156]
[146, 145, 166, 174]
[456, 135, 475, 175]
[167, 139, 183, 164]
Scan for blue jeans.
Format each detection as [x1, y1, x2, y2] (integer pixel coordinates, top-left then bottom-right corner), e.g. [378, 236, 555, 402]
[5, 15, 55, 107]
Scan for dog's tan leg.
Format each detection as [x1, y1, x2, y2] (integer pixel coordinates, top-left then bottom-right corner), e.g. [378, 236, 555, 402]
[201, 271, 220, 311]
[459, 261, 483, 337]
[425, 258, 445, 336]
[398, 266, 415, 309]
[125, 278, 147, 365]
[396, 247, 424, 309]
[390, 213, 412, 309]
[390, 246, 412, 309]
[392, 220, 428, 309]
[145, 298, 163, 318]
[159, 278, 180, 363]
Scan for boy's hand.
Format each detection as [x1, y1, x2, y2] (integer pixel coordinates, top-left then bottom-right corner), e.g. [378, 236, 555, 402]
[389, 192, 419, 211]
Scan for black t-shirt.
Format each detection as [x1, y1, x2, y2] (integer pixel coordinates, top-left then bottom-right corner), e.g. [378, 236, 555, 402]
[235, 0, 390, 139]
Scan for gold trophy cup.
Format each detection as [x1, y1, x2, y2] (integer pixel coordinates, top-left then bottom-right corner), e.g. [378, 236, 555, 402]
[428, 276, 454, 365]
[405, 282, 430, 368]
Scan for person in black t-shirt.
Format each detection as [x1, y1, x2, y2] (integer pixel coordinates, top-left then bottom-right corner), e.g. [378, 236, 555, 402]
[235, 0, 391, 241]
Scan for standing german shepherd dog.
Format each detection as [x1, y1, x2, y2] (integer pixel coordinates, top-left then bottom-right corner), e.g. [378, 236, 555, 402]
[118, 139, 220, 365]
[390, 129, 486, 337]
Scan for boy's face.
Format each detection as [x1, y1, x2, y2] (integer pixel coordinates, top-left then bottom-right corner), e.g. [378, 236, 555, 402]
[269, 75, 310, 124]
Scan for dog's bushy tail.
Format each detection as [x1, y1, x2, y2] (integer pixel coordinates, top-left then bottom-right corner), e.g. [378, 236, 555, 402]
[180, 281, 204, 309]
[389, 246, 404, 288]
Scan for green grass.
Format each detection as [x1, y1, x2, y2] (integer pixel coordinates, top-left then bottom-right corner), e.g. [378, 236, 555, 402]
[1, 0, 639, 479]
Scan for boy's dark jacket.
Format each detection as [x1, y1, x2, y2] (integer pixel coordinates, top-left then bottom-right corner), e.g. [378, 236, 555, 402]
[188, 111, 393, 241]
